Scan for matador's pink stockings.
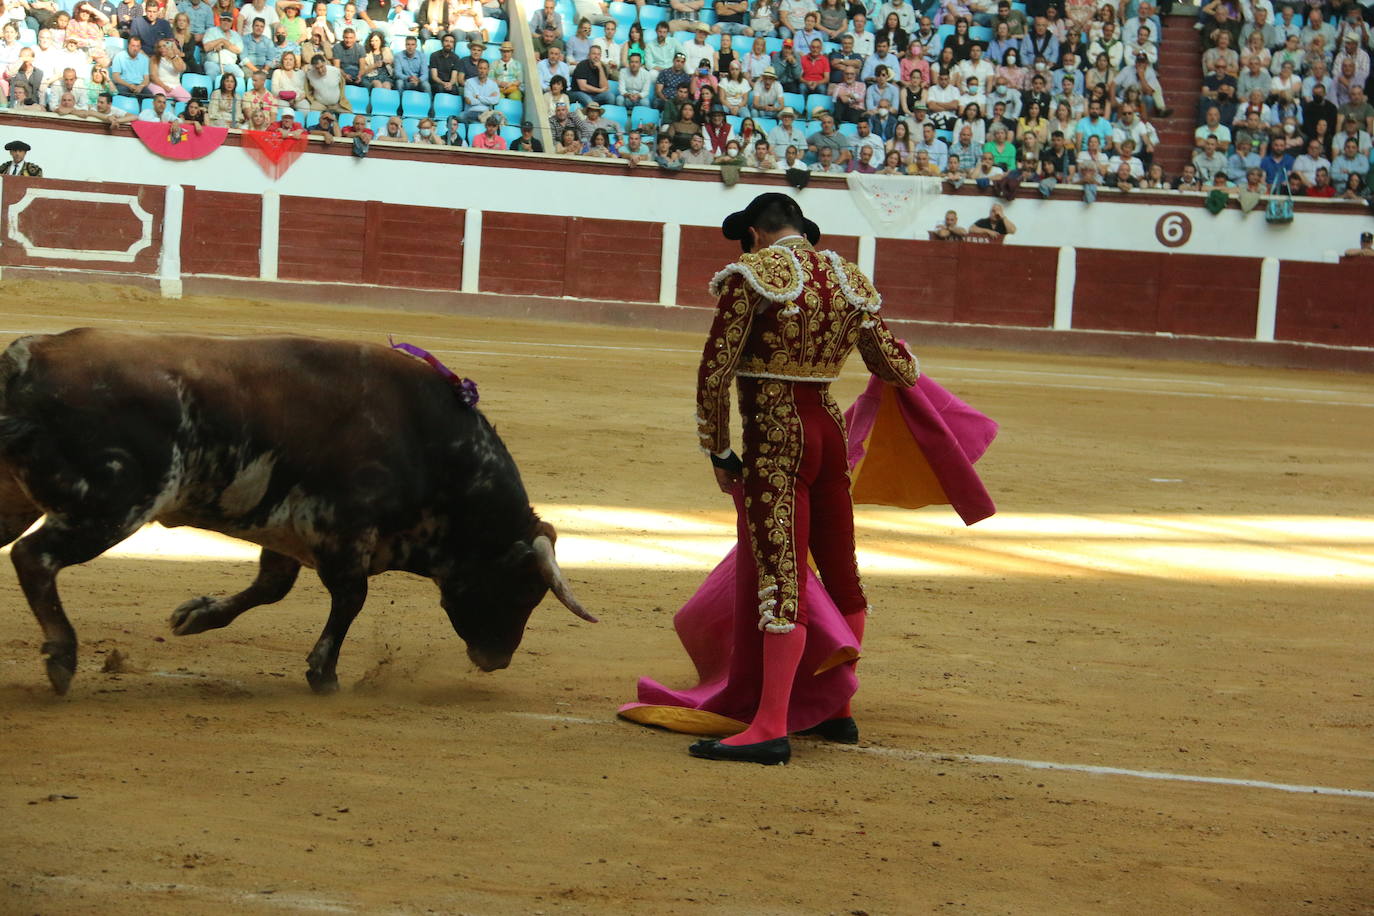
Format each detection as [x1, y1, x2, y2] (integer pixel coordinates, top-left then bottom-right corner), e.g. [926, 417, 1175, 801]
[720, 623, 809, 746]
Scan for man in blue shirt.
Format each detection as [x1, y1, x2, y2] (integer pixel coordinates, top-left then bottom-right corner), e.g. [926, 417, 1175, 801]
[395, 35, 426, 93]
[240, 17, 278, 79]
[130, 1, 172, 49]
[183, 0, 214, 41]
[1259, 137, 1296, 184]
[110, 35, 152, 97]
[1224, 135, 1261, 183]
[1073, 99, 1112, 151]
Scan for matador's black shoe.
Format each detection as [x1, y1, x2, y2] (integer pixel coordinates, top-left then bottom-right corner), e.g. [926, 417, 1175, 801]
[688, 737, 791, 765]
[796, 716, 860, 744]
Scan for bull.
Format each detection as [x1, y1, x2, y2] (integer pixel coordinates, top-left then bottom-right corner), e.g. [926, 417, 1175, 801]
[0, 328, 595, 695]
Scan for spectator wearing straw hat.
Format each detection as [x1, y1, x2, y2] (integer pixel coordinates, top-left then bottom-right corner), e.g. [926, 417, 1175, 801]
[767, 105, 806, 151]
[493, 41, 523, 99]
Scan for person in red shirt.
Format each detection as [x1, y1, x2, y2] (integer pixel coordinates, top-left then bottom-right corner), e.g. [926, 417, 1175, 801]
[1306, 166, 1338, 198]
[469, 112, 508, 150]
[800, 38, 831, 93]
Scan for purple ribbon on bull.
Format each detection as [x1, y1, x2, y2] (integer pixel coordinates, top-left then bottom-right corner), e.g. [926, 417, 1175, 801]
[388, 337, 480, 407]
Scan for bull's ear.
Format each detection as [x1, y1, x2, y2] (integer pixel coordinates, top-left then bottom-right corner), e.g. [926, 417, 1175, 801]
[532, 518, 557, 546]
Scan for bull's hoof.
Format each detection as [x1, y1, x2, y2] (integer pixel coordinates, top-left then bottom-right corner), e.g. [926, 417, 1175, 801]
[170, 596, 219, 636]
[305, 669, 339, 695]
[41, 641, 76, 696]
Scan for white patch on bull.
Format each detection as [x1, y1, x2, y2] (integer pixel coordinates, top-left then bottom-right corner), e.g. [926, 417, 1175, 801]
[218, 452, 276, 516]
[2, 337, 31, 377]
[72, 479, 90, 499]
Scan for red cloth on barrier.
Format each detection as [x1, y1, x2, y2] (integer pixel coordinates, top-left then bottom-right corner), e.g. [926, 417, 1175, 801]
[242, 129, 309, 179]
[131, 121, 229, 161]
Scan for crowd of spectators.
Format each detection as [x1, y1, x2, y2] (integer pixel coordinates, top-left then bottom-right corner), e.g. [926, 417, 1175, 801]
[1189, 0, 1374, 200]
[4, 0, 1372, 199]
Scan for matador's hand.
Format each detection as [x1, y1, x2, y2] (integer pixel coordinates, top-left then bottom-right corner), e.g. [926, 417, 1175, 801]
[710, 451, 743, 494]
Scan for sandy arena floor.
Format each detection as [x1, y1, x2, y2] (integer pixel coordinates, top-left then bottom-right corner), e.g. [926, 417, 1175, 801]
[0, 280, 1371, 915]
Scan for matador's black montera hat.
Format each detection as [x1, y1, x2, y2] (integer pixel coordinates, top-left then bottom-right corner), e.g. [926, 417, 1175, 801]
[721, 192, 821, 252]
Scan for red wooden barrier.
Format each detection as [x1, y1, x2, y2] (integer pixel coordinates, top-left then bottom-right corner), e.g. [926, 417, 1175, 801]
[182, 188, 260, 277]
[370, 202, 463, 291]
[1075, 249, 1260, 338]
[1275, 261, 1374, 347]
[873, 239, 1055, 326]
[564, 217, 661, 303]
[481, 211, 568, 297]
[278, 198, 463, 289]
[0, 177, 163, 273]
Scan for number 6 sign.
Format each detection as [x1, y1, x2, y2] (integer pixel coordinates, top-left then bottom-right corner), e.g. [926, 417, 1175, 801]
[1155, 211, 1192, 248]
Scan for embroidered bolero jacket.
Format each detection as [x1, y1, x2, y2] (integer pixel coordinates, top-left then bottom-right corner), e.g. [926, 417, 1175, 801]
[695, 238, 918, 455]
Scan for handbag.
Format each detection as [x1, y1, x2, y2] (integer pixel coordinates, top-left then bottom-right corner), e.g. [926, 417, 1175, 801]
[1265, 174, 1293, 224]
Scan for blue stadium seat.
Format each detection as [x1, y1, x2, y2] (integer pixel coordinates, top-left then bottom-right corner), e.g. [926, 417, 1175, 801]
[433, 93, 464, 120]
[104, 35, 124, 56]
[806, 93, 834, 115]
[638, 6, 667, 29]
[935, 128, 953, 143]
[836, 121, 857, 137]
[755, 116, 777, 133]
[782, 92, 805, 113]
[344, 84, 370, 112]
[370, 88, 401, 116]
[401, 90, 431, 116]
[489, 20, 508, 42]
[403, 116, 421, 136]
[303, 109, 322, 127]
[140, 97, 156, 111]
[631, 105, 660, 129]
[500, 125, 523, 145]
[369, 114, 391, 135]
[609, 2, 637, 29]
[725, 114, 741, 131]
[698, 9, 715, 25]
[183, 73, 212, 96]
[422, 38, 440, 55]
[936, 24, 955, 43]
[763, 37, 783, 54]
[969, 26, 993, 41]
[495, 98, 523, 123]
[112, 96, 140, 116]
[602, 103, 628, 129]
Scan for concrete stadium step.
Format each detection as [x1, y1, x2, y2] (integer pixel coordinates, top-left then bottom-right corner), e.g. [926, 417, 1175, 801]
[1153, 11, 1205, 176]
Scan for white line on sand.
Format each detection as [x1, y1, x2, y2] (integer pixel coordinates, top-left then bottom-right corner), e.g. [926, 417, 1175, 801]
[511, 713, 1374, 800]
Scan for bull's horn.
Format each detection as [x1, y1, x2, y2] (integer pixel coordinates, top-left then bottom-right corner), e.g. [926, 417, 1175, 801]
[532, 534, 597, 623]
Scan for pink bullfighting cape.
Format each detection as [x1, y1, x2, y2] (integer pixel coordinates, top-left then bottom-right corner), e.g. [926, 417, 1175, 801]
[618, 374, 998, 736]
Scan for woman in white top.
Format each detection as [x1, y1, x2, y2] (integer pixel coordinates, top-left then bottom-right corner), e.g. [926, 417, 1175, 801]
[1269, 60, 1300, 102]
[741, 35, 771, 79]
[149, 38, 191, 101]
[718, 59, 753, 115]
[411, 116, 443, 144]
[956, 102, 985, 146]
[207, 72, 240, 127]
[272, 50, 308, 109]
[1078, 134, 1109, 180]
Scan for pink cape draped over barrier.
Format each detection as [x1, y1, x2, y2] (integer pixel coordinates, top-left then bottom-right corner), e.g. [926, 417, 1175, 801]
[617, 374, 999, 736]
[131, 121, 229, 160]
